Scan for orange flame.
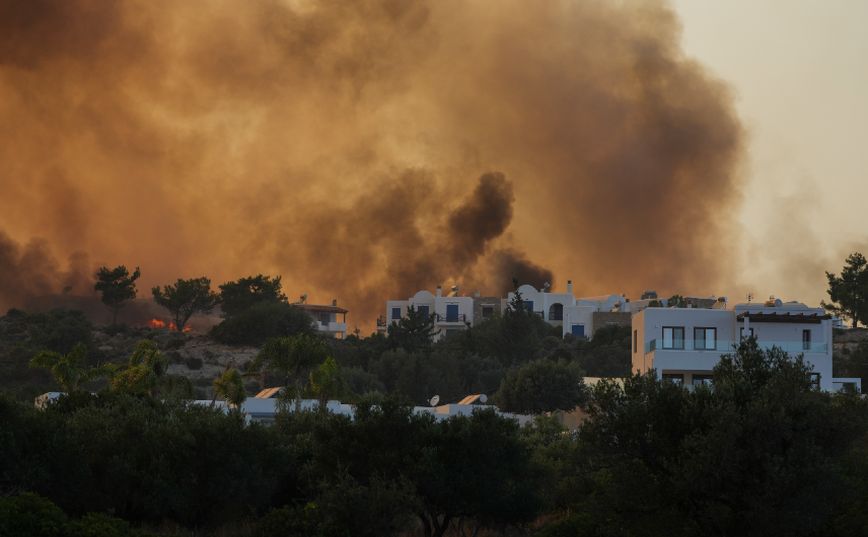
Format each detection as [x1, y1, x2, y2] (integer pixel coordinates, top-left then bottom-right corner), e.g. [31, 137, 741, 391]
[146, 318, 192, 333]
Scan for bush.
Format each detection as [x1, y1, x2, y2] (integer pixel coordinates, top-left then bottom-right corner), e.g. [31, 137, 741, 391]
[210, 302, 314, 346]
[66, 512, 136, 537]
[0, 493, 68, 537]
[184, 357, 203, 370]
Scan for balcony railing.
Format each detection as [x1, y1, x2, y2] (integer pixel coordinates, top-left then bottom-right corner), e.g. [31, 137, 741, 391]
[645, 339, 828, 354]
[435, 313, 468, 324]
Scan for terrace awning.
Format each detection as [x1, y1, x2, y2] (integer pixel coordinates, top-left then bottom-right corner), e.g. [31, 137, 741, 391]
[736, 312, 830, 324]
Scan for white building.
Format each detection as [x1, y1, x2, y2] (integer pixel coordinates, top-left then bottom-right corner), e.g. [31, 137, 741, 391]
[506, 281, 629, 338]
[507, 282, 576, 327]
[631, 298, 859, 392]
[563, 294, 629, 338]
[296, 301, 348, 338]
[379, 286, 474, 339]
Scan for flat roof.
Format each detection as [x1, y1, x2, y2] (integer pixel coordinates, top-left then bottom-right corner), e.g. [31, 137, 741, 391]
[736, 312, 830, 324]
[295, 303, 349, 314]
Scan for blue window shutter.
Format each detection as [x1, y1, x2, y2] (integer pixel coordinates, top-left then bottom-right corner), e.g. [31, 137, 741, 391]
[524, 300, 534, 312]
[417, 306, 429, 317]
[571, 324, 585, 337]
[391, 307, 401, 320]
[446, 304, 459, 321]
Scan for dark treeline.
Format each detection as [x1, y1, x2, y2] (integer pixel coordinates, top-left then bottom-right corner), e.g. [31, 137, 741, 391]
[4, 340, 868, 536]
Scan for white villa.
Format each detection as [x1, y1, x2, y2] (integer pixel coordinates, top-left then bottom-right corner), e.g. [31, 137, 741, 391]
[507, 281, 629, 338]
[631, 297, 860, 392]
[380, 286, 475, 339]
[380, 281, 630, 340]
[295, 300, 348, 338]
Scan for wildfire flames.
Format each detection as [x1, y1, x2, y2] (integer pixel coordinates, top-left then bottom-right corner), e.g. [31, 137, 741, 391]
[147, 318, 191, 333]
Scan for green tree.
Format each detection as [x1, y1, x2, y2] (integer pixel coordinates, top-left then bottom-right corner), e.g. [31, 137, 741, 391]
[30, 343, 110, 392]
[414, 409, 542, 537]
[152, 277, 220, 331]
[213, 368, 247, 412]
[218, 274, 286, 318]
[823, 252, 868, 327]
[387, 305, 436, 352]
[210, 302, 315, 346]
[94, 265, 141, 325]
[554, 339, 868, 537]
[110, 340, 168, 396]
[0, 493, 68, 537]
[257, 334, 329, 399]
[666, 294, 686, 307]
[309, 356, 346, 408]
[495, 358, 586, 414]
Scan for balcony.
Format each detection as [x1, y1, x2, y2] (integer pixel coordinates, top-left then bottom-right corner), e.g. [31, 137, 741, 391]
[316, 321, 347, 334]
[645, 339, 828, 354]
[435, 313, 468, 324]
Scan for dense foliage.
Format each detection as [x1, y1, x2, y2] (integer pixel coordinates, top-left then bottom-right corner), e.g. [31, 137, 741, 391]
[2, 340, 868, 536]
[210, 302, 315, 345]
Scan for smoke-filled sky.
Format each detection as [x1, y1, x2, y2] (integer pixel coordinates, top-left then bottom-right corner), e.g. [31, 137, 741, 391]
[0, 0, 859, 330]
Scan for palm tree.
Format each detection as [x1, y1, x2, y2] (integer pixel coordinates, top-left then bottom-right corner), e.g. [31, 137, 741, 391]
[30, 343, 111, 392]
[110, 340, 168, 396]
[213, 368, 247, 413]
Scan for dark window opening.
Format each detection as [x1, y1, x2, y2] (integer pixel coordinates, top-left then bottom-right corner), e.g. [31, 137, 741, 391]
[548, 303, 564, 321]
[663, 373, 684, 385]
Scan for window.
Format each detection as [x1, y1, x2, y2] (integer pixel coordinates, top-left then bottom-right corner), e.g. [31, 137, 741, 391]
[662, 326, 685, 349]
[481, 305, 495, 319]
[692, 374, 714, 387]
[417, 305, 429, 318]
[571, 324, 585, 338]
[802, 329, 812, 351]
[809, 373, 821, 390]
[693, 327, 717, 350]
[739, 327, 754, 340]
[633, 330, 638, 354]
[523, 300, 534, 312]
[317, 312, 330, 325]
[446, 304, 459, 322]
[663, 373, 684, 385]
[391, 307, 401, 320]
[548, 303, 563, 321]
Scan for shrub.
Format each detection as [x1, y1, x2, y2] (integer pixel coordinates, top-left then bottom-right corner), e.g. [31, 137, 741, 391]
[210, 302, 314, 346]
[0, 493, 68, 537]
[66, 512, 136, 537]
[184, 357, 203, 370]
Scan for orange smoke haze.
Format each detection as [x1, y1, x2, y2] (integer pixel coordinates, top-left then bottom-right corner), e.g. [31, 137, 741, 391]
[0, 0, 743, 330]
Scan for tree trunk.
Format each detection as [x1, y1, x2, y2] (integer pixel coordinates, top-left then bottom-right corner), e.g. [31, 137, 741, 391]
[432, 514, 451, 537]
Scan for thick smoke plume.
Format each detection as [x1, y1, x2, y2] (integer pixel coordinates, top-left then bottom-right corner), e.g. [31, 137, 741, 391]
[0, 0, 742, 329]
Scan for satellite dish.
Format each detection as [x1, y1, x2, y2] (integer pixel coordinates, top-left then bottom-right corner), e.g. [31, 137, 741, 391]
[479, 394, 488, 404]
[429, 395, 440, 407]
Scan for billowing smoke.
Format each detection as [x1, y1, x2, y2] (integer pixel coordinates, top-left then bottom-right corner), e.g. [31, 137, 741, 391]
[0, 0, 743, 329]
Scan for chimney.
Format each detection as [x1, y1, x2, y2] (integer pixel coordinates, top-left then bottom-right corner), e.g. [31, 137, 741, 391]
[566, 280, 573, 294]
[436, 285, 442, 298]
[332, 299, 337, 307]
